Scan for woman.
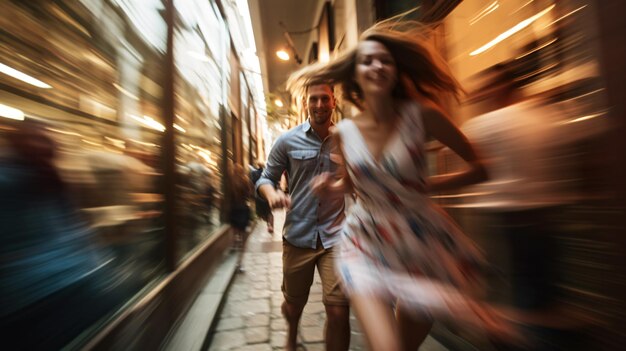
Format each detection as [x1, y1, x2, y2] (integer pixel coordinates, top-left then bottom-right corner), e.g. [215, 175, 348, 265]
[226, 163, 253, 272]
[290, 17, 522, 350]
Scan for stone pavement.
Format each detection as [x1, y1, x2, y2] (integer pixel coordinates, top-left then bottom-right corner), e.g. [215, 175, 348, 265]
[208, 210, 449, 351]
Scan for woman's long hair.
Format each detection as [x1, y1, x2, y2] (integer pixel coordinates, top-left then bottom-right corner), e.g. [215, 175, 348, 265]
[287, 12, 461, 110]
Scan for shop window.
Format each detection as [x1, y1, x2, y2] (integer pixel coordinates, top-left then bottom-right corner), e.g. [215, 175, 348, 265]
[173, 0, 228, 261]
[0, 0, 168, 347]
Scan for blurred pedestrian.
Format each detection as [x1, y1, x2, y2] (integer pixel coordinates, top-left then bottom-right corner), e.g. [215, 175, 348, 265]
[256, 83, 350, 351]
[0, 120, 120, 350]
[462, 63, 578, 350]
[249, 161, 274, 233]
[291, 16, 523, 351]
[226, 163, 253, 272]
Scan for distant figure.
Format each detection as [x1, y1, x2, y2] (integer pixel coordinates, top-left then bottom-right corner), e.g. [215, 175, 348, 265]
[226, 163, 253, 272]
[250, 161, 274, 233]
[203, 174, 216, 225]
[290, 16, 524, 350]
[0, 120, 119, 350]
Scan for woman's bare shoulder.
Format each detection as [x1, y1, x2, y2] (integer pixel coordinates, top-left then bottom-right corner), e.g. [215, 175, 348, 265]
[333, 115, 362, 131]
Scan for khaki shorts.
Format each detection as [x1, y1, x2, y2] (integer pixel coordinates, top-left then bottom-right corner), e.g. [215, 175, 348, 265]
[282, 238, 348, 306]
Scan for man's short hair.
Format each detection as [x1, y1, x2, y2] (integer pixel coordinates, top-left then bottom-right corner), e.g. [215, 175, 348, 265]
[304, 82, 335, 97]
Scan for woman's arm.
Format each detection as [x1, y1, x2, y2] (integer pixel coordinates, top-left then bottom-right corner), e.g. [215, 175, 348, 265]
[422, 103, 488, 193]
[311, 127, 353, 195]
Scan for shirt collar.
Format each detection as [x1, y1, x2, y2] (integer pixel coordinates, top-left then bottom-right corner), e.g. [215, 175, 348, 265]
[302, 118, 335, 135]
[302, 118, 312, 133]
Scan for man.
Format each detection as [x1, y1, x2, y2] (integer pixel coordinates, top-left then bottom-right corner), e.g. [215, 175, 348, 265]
[256, 84, 350, 351]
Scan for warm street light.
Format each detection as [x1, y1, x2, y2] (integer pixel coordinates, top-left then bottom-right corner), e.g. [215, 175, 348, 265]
[0, 103, 25, 120]
[0, 62, 52, 89]
[276, 50, 290, 61]
[274, 99, 284, 107]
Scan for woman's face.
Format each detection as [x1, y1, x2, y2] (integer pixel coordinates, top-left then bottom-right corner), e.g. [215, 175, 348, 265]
[355, 40, 397, 97]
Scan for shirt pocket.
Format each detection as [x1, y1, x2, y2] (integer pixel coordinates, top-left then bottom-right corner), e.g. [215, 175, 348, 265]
[288, 149, 319, 172]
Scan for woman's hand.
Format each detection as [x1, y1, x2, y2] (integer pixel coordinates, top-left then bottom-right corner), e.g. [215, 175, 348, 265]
[310, 172, 334, 196]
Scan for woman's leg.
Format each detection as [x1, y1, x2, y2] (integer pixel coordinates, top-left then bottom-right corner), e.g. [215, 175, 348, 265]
[350, 294, 401, 351]
[396, 302, 433, 351]
[394, 279, 524, 345]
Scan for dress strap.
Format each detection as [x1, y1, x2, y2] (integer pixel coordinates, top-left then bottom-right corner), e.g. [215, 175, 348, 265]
[333, 119, 359, 164]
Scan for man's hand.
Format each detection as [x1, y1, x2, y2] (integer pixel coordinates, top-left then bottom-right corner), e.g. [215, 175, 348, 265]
[259, 184, 291, 209]
[267, 189, 291, 209]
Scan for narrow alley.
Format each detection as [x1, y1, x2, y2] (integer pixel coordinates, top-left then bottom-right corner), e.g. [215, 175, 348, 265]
[207, 211, 449, 351]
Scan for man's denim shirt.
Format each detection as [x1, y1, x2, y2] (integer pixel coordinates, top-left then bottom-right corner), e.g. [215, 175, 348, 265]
[256, 120, 345, 249]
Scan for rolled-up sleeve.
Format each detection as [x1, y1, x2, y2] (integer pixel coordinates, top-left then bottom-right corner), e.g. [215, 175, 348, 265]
[256, 135, 288, 196]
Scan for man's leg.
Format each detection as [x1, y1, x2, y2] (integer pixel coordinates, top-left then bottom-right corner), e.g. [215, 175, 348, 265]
[281, 240, 317, 351]
[324, 304, 350, 351]
[396, 302, 433, 351]
[281, 300, 306, 351]
[318, 246, 351, 351]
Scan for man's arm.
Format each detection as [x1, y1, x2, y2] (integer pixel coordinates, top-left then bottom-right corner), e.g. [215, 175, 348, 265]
[256, 136, 291, 209]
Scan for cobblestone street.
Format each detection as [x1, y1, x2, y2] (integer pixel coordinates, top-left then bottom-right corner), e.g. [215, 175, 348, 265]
[208, 210, 448, 351]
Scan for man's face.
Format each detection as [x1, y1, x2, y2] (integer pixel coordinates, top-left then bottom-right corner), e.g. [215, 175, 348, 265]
[305, 84, 335, 126]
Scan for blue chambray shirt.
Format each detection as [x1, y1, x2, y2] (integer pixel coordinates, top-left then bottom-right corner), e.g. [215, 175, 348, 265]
[256, 119, 345, 249]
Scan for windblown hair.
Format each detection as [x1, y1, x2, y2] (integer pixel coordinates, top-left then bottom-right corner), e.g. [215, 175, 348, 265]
[287, 12, 461, 110]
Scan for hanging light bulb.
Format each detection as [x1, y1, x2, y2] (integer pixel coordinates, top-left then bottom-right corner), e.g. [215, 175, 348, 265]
[276, 50, 290, 61]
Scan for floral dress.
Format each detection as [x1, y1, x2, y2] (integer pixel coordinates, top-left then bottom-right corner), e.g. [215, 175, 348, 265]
[335, 100, 487, 315]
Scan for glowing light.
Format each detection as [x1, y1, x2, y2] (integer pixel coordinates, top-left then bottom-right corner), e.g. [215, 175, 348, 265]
[46, 127, 81, 137]
[0, 62, 52, 89]
[470, 5, 555, 56]
[560, 112, 605, 125]
[142, 115, 166, 132]
[516, 38, 558, 60]
[82, 139, 102, 147]
[176, 114, 188, 123]
[129, 139, 159, 147]
[319, 51, 329, 63]
[274, 99, 284, 107]
[130, 114, 165, 132]
[470, 2, 499, 26]
[173, 123, 186, 133]
[276, 50, 290, 61]
[543, 5, 587, 29]
[512, 0, 534, 15]
[0, 103, 25, 120]
[113, 83, 140, 100]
